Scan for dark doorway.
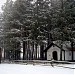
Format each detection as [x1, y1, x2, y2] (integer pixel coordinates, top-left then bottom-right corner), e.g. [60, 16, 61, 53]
[53, 51, 58, 60]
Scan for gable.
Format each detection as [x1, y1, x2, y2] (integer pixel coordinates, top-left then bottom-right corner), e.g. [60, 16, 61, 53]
[47, 45, 61, 52]
[44, 43, 65, 52]
[44, 43, 54, 52]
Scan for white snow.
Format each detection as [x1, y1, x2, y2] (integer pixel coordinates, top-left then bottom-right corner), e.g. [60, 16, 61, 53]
[0, 63, 74, 74]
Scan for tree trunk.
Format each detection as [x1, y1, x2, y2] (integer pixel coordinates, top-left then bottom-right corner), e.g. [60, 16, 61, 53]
[47, 33, 52, 46]
[45, 52, 47, 60]
[23, 41, 26, 60]
[60, 44, 62, 61]
[71, 42, 74, 61]
[35, 43, 37, 60]
[0, 48, 1, 63]
[32, 42, 34, 60]
[40, 44, 44, 60]
[60, 50, 62, 61]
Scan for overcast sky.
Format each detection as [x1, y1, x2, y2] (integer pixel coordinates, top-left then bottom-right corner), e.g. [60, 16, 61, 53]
[0, 0, 16, 12]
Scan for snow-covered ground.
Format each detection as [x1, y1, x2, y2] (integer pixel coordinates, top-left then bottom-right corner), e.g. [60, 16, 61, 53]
[0, 63, 74, 74]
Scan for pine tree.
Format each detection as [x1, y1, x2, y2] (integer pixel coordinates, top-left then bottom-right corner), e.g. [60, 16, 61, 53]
[2, 0, 21, 60]
[50, 0, 75, 60]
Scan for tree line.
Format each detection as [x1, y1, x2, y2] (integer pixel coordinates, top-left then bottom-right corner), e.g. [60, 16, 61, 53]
[0, 0, 75, 60]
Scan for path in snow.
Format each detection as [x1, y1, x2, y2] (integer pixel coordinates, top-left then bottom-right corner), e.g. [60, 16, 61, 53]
[0, 64, 74, 74]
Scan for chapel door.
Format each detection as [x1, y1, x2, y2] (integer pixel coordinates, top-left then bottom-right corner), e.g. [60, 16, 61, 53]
[53, 51, 58, 60]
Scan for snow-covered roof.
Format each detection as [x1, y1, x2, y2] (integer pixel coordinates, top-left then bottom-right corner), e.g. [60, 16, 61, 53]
[44, 41, 75, 51]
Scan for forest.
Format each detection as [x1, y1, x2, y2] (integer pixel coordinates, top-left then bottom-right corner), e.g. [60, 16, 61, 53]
[0, 0, 75, 60]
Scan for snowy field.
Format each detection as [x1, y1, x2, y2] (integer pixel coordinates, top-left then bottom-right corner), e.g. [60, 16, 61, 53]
[0, 63, 74, 75]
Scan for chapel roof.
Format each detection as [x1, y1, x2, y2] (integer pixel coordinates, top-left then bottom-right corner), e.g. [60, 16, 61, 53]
[44, 42, 65, 52]
[44, 41, 75, 52]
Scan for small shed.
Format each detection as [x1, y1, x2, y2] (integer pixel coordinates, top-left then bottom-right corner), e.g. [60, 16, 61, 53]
[44, 42, 75, 61]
